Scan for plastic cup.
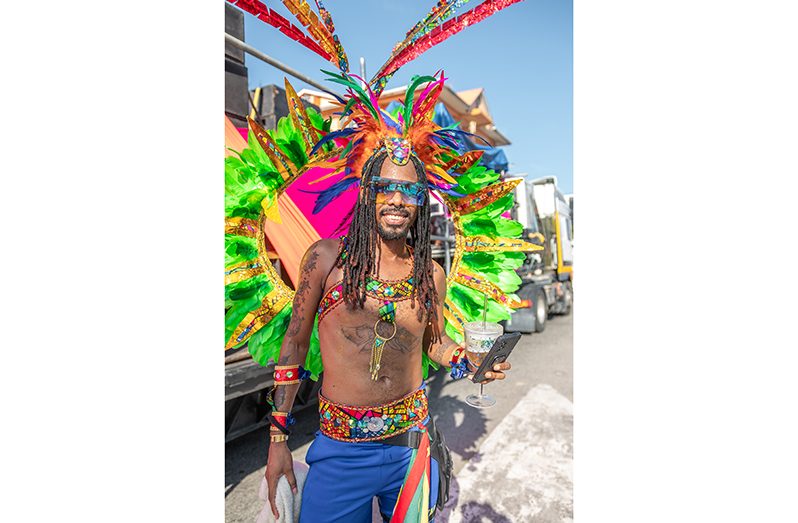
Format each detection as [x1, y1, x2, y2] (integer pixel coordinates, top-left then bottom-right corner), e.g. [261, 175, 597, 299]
[463, 321, 503, 409]
[463, 321, 503, 366]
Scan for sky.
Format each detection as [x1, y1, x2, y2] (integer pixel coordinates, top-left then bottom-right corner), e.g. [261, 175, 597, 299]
[240, 0, 572, 194]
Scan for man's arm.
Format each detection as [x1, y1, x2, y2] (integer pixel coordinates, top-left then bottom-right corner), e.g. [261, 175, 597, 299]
[269, 240, 330, 415]
[265, 239, 333, 519]
[424, 261, 510, 382]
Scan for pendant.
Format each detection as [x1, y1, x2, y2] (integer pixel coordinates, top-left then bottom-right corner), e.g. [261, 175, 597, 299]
[370, 301, 397, 380]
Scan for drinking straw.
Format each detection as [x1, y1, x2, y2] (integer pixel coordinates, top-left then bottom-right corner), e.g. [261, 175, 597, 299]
[482, 294, 488, 329]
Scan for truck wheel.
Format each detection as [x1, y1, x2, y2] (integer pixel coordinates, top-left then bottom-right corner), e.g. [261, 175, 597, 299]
[534, 289, 547, 333]
[562, 282, 573, 316]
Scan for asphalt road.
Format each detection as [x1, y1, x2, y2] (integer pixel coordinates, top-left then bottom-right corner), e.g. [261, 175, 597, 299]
[225, 311, 573, 522]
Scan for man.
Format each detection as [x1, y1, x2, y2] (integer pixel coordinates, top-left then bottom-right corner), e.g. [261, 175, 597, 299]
[264, 149, 512, 522]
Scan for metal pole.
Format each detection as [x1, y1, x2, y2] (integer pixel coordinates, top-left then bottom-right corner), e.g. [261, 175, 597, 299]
[225, 33, 339, 96]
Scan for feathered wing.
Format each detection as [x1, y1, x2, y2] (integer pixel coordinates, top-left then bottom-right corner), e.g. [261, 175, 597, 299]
[224, 80, 338, 379]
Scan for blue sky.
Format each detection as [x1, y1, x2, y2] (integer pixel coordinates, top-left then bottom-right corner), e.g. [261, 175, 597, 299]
[240, 0, 572, 194]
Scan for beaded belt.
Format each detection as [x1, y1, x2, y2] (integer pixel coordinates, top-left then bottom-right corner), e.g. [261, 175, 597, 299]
[318, 387, 428, 442]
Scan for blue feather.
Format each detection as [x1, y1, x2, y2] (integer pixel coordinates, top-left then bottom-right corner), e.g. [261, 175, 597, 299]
[434, 128, 491, 147]
[436, 186, 466, 198]
[309, 128, 357, 156]
[431, 133, 461, 150]
[298, 177, 361, 214]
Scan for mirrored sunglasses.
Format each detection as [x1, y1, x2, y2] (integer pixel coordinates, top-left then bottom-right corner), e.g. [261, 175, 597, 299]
[370, 177, 426, 206]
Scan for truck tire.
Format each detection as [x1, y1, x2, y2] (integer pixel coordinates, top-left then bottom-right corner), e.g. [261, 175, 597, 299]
[562, 282, 573, 316]
[534, 289, 548, 333]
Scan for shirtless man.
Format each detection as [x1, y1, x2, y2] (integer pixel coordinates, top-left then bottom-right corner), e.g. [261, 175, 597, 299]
[265, 150, 512, 522]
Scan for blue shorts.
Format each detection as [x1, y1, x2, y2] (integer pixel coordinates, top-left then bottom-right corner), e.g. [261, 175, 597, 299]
[299, 424, 439, 523]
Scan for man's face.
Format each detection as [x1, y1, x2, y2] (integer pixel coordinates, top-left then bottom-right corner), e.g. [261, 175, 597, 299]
[372, 160, 421, 241]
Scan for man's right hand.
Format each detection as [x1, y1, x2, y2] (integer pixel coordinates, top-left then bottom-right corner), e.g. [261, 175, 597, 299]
[265, 441, 297, 520]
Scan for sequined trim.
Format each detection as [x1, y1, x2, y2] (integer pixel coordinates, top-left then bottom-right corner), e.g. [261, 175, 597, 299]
[318, 388, 428, 442]
[317, 276, 414, 322]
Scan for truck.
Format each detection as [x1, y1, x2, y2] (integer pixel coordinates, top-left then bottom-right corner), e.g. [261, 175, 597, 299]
[503, 175, 573, 334]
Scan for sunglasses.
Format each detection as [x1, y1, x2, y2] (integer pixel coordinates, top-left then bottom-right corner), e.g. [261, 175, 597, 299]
[369, 176, 426, 206]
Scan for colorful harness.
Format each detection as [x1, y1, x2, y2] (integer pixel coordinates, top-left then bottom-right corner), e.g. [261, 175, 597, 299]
[317, 236, 416, 324]
[317, 276, 415, 322]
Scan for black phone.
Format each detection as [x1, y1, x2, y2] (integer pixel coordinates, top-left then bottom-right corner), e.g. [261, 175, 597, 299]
[470, 331, 522, 383]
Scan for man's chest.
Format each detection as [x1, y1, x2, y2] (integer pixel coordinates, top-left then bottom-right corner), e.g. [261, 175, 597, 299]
[325, 298, 427, 355]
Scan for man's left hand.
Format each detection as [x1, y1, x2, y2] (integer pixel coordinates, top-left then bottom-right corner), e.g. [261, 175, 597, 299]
[472, 361, 512, 384]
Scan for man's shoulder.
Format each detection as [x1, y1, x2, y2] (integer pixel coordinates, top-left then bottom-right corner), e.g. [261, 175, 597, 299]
[304, 237, 342, 268]
[309, 237, 341, 255]
[431, 259, 445, 277]
[431, 259, 447, 287]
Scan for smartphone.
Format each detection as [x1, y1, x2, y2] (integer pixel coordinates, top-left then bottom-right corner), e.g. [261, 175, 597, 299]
[470, 331, 522, 383]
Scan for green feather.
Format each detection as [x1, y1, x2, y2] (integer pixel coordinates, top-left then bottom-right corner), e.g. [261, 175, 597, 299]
[247, 129, 268, 166]
[483, 269, 522, 294]
[403, 75, 437, 132]
[447, 282, 513, 324]
[444, 322, 464, 345]
[323, 75, 379, 120]
[225, 235, 258, 267]
[247, 302, 292, 364]
[225, 274, 273, 309]
[225, 283, 273, 347]
[454, 165, 500, 194]
[462, 251, 527, 272]
[460, 216, 523, 238]
[421, 351, 440, 380]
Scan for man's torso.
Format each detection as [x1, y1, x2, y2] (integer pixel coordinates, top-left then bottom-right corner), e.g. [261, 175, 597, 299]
[316, 245, 428, 406]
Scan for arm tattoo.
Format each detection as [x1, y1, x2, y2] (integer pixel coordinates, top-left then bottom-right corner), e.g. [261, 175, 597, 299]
[286, 249, 319, 338]
[430, 338, 459, 365]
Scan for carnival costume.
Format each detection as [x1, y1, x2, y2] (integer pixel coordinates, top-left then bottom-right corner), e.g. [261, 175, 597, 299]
[224, 1, 541, 521]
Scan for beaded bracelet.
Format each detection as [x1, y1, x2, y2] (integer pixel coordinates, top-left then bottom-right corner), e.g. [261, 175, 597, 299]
[273, 365, 311, 385]
[449, 346, 471, 380]
[269, 410, 295, 435]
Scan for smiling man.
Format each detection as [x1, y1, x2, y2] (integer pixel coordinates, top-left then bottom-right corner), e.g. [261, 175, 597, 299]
[264, 147, 512, 522]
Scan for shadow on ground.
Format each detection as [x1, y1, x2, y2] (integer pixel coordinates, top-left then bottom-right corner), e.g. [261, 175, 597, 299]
[426, 369, 488, 462]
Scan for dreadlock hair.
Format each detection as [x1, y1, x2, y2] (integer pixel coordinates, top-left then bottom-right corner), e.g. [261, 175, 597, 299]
[337, 150, 441, 343]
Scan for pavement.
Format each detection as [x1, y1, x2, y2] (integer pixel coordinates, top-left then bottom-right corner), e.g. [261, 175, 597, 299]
[225, 311, 572, 522]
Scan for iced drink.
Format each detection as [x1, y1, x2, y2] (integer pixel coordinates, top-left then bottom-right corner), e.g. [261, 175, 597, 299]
[463, 321, 503, 367]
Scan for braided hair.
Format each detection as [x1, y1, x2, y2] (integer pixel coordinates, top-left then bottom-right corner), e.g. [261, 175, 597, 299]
[337, 150, 441, 343]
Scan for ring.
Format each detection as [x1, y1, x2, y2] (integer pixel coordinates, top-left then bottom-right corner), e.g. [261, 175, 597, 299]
[373, 319, 397, 341]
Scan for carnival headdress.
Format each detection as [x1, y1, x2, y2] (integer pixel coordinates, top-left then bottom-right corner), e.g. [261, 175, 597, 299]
[225, 0, 542, 377]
